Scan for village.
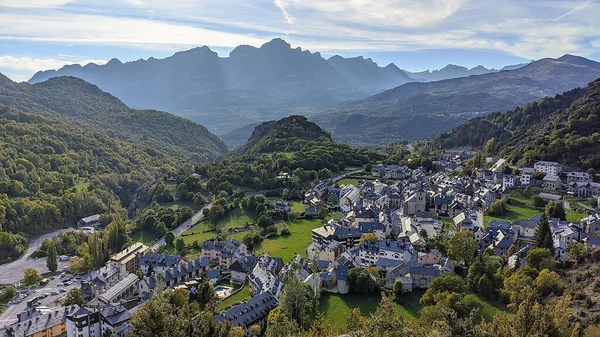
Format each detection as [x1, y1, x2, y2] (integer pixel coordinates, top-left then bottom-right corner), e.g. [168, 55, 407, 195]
[3, 153, 600, 337]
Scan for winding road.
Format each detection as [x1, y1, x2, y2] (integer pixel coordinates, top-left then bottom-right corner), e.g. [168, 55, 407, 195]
[149, 203, 212, 251]
[0, 230, 69, 285]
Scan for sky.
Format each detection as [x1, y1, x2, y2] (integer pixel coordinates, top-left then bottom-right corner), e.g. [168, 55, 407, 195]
[0, 0, 599, 82]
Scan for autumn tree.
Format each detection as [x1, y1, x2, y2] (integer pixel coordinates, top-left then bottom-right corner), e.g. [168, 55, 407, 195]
[23, 268, 42, 287]
[63, 288, 85, 306]
[264, 307, 299, 337]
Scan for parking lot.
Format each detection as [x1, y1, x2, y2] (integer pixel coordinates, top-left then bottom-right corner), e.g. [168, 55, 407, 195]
[0, 271, 85, 329]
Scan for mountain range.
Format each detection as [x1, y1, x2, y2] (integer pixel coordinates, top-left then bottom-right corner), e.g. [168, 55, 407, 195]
[29, 39, 412, 137]
[314, 55, 600, 147]
[403, 62, 529, 82]
[27, 38, 529, 145]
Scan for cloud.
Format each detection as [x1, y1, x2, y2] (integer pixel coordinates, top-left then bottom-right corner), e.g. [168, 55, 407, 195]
[0, 0, 75, 8]
[0, 55, 107, 82]
[0, 11, 269, 49]
[274, 0, 294, 24]
[552, 0, 590, 22]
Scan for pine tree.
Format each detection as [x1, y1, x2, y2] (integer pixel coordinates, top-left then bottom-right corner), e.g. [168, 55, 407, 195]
[534, 215, 554, 254]
[46, 239, 58, 272]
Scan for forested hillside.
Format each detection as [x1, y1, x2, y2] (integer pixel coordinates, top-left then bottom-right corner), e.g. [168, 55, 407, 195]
[0, 74, 227, 262]
[428, 87, 586, 150]
[198, 115, 384, 192]
[498, 79, 600, 171]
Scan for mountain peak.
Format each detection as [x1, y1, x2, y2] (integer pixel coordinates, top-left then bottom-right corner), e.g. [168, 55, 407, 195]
[261, 38, 291, 51]
[0, 72, 14, 84]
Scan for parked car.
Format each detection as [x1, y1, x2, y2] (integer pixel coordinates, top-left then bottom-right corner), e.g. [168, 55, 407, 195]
[59, 289, 67, 293]
[51, 290, 59, 295]
[57, 282, 64, 287]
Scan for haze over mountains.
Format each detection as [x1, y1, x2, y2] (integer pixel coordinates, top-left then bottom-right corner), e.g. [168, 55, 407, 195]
[315, 54, 600, 147]
[26, 39, 600, 149]
[29, 38, 411, 137]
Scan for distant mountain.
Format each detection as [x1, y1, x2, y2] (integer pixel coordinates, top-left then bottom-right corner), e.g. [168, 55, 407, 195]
[403, 62, 529, 82]
[28, 38, 411, 135]
[314, 55, 600, 147]
[0, 75, 228, 163]
[220, 123, 261, 149]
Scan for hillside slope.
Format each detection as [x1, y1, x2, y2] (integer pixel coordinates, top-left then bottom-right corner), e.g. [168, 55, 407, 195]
[315, 55, 600, 147]
[498, 78, 600, 170]
[0, 75, 227, 163]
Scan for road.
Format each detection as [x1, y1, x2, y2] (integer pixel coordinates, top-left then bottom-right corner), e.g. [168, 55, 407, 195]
[0, 230, 70, 285]
[149, 203, 212, 251]
[0, 274, 80, 329]
[332, 169, 365, 182]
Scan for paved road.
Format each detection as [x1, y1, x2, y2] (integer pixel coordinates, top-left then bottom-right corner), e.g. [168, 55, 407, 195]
[0, 274, 80, 329]
[149, 203, 212, 251]
[0, 230, 70, 285]
[332, 169, 365, 182]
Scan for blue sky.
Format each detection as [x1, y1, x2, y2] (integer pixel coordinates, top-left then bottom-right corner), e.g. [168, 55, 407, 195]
[0, 0, 599, 81]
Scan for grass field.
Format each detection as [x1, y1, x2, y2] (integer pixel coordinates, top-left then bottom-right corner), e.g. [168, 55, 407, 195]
[130, 229, 158, 246]
[318, 292, 506, 329]
[182, 208, 256, 244]
[160, 201, 196, 210]
[318, 292, 422, 328]
[484, 203, 541, 224]
[255, 217, 326, 262]
[336, 178, 363, 186]
[218, 283, 252, 311]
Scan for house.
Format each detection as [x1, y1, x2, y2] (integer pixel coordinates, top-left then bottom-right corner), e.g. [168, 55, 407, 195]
[407, 262, 445, 289]
[248, 255, 284, 299]
[520, 168, 534, 186]
[502, 175, 515, 188]
[567, 172, 592, 184]
[99, 304, 133, 337]
[163, 257, 209, 287]
[417, 250, 441, 265]
[359, 240, 417, 267]
[229, 257, 257, 285]
[77, 214, 101, 227]
[3, 307, 69, 337]
[543, 175, 562, 191]
[539, 192, 562, 202]
[534, 161, 562, 176]
[207, 269, 223, 284]
[357, 222, 387, 240]
[214, 292, 278, 332]
[339, 185, 361, 213]
[140, 253, 186, 275]
[453, 212, 475, 231]
[318, 241, 344, 262]
[98, 274, 139, 304]
[513, 214, 542, 240]
[273, 200, 291, 213]
[384, 262, 410, 289]
[567, 182, 600, 198]
[109, 242, 149, 278]
[65, 304, 134, 337]
[311, 224, 362, 250]
[200, 239, 247, 269]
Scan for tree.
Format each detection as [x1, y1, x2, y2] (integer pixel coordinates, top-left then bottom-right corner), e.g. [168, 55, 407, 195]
[477, 274, 494, 299]
[278, 268, 317, 329]
[345, 307, 364, 333]
[155, 222, 168, 237]
[526, 248, 555, 271]
[0, 286, 17, 303]
[533, 215, 554, 253]
[248, 325, 262, 337]
[130, 290, 189, 337]
[546, 201, 566, 220]
[175, 238, 185, 252]
[534, 269, 565, 298]
[568, 242, 585, 262]
[359, 233, 379, 243]
[169, 288, 189, 307]
[63, 288, 85, 306]
[486, 199, 506, 216]
[257, 215, 274, 228]
[532, 196, 547, 208]
[318, 207, 328, 219]
[165, 232, 175, 247]
[393, 279, 405, 299]
[264, 307, 299, 337]
[228, 327, 245, 337]
[420, 273, 466, 306]
[362, 293, 409, 337]
[146, 262, 154, 277]
[23, 268, 42, 287]
[347, 268, 376, 294]
[448, 231, 477, 266]
[45, 239, 58, 272]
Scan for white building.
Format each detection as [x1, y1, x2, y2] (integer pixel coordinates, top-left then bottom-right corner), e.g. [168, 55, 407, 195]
[534, 161, 562, 176]
[520, 168, 534, 186]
